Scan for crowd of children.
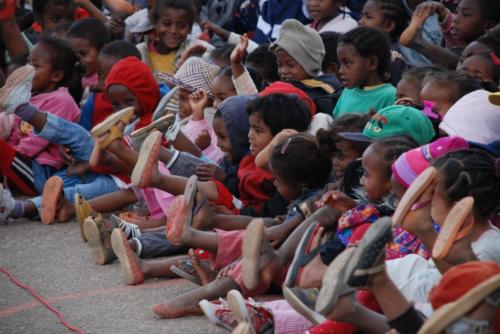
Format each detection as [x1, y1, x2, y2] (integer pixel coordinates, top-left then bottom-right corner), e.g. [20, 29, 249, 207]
[0, 0, 499, 332]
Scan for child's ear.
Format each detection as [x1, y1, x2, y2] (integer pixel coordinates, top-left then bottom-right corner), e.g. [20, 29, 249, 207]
[51, 70, 65, 85]
[383, 21, 396, 35]
[367, 55, 379, 72]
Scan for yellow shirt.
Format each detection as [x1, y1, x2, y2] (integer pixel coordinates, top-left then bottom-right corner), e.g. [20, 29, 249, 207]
[150, 51, 176, 75]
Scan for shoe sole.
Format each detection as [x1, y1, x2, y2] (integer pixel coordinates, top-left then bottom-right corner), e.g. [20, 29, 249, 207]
[227, 290, 256, 334]
[283, 287, 325, 325]
[110, 229, 144, 285]
[170, 263, 202, 285]
[41, 176, 63, 225]
[242, 219, 265, 291]
[75, 193, 91, 242]
[90, 107, 134, 137]
[83, 217, 107, 265]
[131, 114, 175, 138]
[0, 65, 35, 109]
[198, 300, 233, 331]
[130, 130, 163, 187]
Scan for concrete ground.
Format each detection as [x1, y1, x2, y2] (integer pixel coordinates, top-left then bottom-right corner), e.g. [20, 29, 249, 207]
[0, 219, 226, 334]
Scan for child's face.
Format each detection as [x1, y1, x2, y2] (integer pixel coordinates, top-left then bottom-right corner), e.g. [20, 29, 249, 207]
[360, 145, 392, 202]
[29, 43, 61, 94]
[178, 88, 192, 119]
[107, 84, 144, 116]
[333, 139, 361, 180]
[419, 80, 455, 118]
[359, 0, 392, 34]
[307, 0, 339, 22]
[458, 55, 495, 83]
[451, 0, 488, 42]
[275, 48, 309, 81]
[396, 78, 421, 105]
[154, 8, 192, 51]
[212, 75, 236, 111]
[213, 116, 234, 162]
[68, 37, 99, 77]
[270, 168, 301, 201]
[248, 113, 274, 156]
[337, 42, 376, 88]
[96, 54, 119, 92]
[39, 2, 74, 30]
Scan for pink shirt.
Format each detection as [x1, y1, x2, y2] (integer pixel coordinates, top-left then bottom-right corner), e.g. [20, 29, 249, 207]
[183, 116, 224, 163]
[12, 87, 80, 169]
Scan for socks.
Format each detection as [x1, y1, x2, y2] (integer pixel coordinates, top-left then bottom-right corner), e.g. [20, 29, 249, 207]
[10, 200, 25, 219]
[15, 103, 37, 122]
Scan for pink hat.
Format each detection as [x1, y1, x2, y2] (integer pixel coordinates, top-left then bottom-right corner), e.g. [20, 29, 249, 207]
[392, 136, 469, 188]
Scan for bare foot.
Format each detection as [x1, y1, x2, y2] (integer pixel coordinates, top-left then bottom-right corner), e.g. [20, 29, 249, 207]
[191, 191, 215, 230]
[189, 249, 217, 285]
[325, 292, 357, 322]
[57, 197, 75, 223]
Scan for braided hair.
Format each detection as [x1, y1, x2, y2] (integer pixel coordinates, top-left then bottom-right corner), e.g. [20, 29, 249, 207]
[433, 149, 500, 220]
[370, 0, 409, 41]
[370, 136, 419, 179]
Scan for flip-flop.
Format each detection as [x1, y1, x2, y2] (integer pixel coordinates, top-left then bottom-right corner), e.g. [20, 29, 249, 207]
[165, 175, 199, 245]
[283, 286, 326, 325]
[131, 114, 175, 139]
[199, 299, 234, 331]
[0, 65, 35, 113]
[90, 107, 134, 148]
[110, 228, 144, 285]
[392, 167, 437, 228]
[345, 217, 393, 288]
[74, 193, 94, 242]
[226, 290, 256, 334]
[417, 274, 500, 334]
[242, 218, 267, 290]
[170, 259, 202, 285]
[130, 130, 163, 188]
[40, 176, 64, 225]
[315, 247, 356, 315]
[232, 322, 251, 334]
[432, 197, 474, 260]
[83, 215, 117, 265]
[284, 222, 323, 288]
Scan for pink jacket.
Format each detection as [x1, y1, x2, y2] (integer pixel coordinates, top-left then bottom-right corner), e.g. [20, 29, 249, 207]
[183, 116, 224, 163]
[10, 87, 80, 169]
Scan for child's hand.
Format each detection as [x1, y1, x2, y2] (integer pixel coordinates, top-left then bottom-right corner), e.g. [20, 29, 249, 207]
[196, 163, 227, 182]
[188, 89, 209, 121]
[416, 1, 448, 22]
[195, 129, 211, 150]
[106, 15, 125, 39]
[230, 34, 249, 65]
[316, 190, 356, 213]
[60, 145, 76, 166]
[200, 20, 230, 41]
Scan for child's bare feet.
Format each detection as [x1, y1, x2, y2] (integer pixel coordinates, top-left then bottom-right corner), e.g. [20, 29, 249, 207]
[56, 197, 75, 223]
[242, 219, 272, 290]
[189, 249, 217, 285]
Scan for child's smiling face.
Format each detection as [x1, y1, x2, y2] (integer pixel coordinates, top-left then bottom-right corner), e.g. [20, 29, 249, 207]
[69, 37, 99, 77]
[212, 75, 237, 111]
[154, 7, 192, 52]
[107, 84, 144, 116]
[248, 113, 274, 156]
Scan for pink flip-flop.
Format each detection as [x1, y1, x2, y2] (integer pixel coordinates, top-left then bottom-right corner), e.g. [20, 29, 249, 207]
[131, 130, 163, 188]
[41, 176, 63, 225]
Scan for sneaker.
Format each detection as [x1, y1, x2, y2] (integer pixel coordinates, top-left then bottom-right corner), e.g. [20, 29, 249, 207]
[199, 298, 238, 331]
[0, 65, 35, 114]
[0, 184, 15, 223]
[226, 290, 274, 334]
[111, 214, 141, 239]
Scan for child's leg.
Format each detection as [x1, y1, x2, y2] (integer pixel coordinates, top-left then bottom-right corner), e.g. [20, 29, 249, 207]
[88, 188, 138, 213]
[0, 139, 38, 195]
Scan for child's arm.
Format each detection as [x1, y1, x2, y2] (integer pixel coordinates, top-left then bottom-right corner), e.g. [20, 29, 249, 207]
[100, 0, 134, 16]
[202, 21, 259, 54]
[231, 35, 258, 95]
[0, 2, 29, 67]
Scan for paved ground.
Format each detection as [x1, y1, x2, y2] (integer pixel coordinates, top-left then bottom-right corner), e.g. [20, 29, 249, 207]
[0, 218, 226, 334]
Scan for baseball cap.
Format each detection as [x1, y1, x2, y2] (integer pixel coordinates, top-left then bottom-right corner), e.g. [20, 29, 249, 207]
[339, 105, 435, 145]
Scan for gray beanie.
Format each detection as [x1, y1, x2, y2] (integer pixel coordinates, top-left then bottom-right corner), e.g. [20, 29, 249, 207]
[270, 19, 325, 77]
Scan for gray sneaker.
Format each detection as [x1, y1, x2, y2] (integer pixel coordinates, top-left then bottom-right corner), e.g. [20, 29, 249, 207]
[0, 184, 16, 223]
[0, 65, 35, 114]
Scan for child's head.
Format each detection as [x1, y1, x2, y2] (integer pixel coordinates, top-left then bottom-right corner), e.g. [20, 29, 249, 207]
[359, 0, 409, 41]
[246, 44, 280, 85]
[246, 94, 311, 156]
[213, 95, 254, 164]
[361, 136, 417, 202]
[317, 112, 372, 180]
[337, 26, 391, 88]
[97, 40, 141, 91]
[320, 31, 341, 75]
[451, 0, 500, 43]
[29, 36, 78, 94]
[396, 66, 441, 106]
[151, 0, 197, 51]
[32, 0, 75, 31]
[212, 67, 237, 110]
[105, 56, 160, 117]
[270, 19, 325, 81]
[66, 18, 110, 77]
[432, 149, 500, 224]
[457, 52, 500, 84]
[462, 23, 500, 59]
[307, 0, 342, 24]
[420, 70, 481, 118]
[270, 133, 332, 200]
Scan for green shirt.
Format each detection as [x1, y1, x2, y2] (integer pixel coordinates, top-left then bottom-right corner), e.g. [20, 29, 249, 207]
[332, 84, 397, 119]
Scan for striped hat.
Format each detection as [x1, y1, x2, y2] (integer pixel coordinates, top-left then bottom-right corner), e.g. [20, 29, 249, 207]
[173, 57, 220, 96]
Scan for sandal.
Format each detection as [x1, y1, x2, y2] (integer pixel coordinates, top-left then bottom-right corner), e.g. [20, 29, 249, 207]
[284, 222, 324, 288]
[74, 193, 94, 242]
[110, 228, 144, 285]
[417, 274, 500, 334]
[315, 247, 356, 315]
[432, 197, 474, 260]
[130, 130, 163, 188]
[392, 167, 437, 227]
[344, 217, 393, 288]
[90, 107, 134, 149]
[242, 218, 268, 290]
[40, 176, 63, 225]
[83, 214, 117, 265]
[130, 114, 175, 148]
[170, 259, 202, 285]
[283, 286, 325, 325]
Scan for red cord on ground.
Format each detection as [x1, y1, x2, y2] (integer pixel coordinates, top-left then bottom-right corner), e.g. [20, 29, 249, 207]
[0, 267, 85, 334]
